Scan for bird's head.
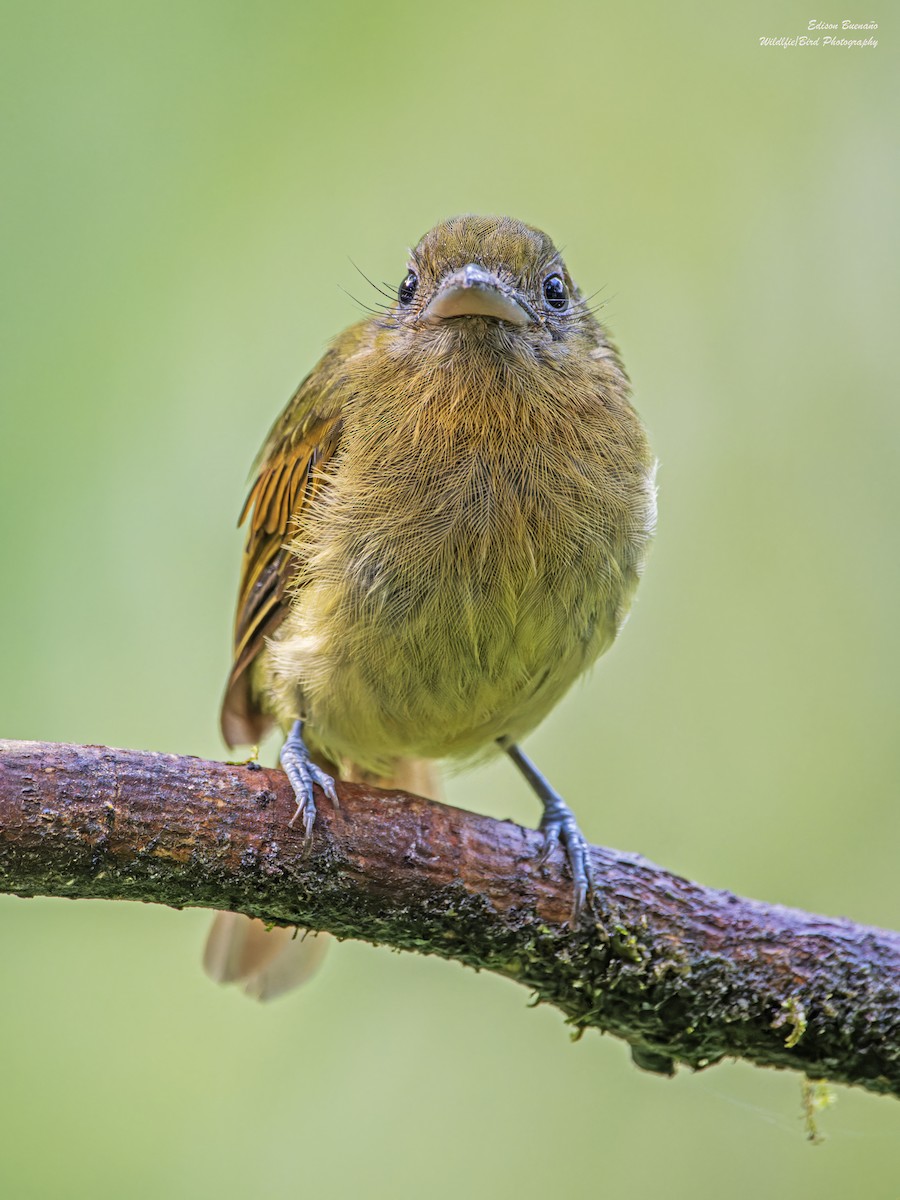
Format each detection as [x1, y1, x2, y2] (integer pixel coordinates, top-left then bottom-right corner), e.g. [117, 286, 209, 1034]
[384, 215, 598, 352]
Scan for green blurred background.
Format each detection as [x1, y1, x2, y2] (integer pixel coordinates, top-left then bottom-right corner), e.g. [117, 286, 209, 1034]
[1, 1, 898, 1196]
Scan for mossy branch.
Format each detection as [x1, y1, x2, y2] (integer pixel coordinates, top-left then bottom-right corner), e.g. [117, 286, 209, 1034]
[1, 738, 898, 1098]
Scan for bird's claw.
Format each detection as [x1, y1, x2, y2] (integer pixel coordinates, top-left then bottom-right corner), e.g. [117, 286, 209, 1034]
[280, 721, 338, 840]
[538, 797, 594, 925]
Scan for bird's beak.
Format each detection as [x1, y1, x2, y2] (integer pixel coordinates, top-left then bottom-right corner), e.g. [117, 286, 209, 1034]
[423, 263, 530, 326]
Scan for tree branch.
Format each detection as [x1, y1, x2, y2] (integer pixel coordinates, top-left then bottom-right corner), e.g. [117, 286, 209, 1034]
[1, 738, 898, 1097]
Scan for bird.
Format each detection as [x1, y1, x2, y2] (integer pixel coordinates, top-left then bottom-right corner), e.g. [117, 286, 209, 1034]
[204, 214, 656, 998]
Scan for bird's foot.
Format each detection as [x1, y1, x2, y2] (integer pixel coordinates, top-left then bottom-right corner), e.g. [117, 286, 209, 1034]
[280, 720, 339, 839]
[500, 740, 595, 925]
[537, 793, 594, 924]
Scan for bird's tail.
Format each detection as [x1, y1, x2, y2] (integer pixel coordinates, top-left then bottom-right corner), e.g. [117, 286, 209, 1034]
[202, 757, 441, 1000]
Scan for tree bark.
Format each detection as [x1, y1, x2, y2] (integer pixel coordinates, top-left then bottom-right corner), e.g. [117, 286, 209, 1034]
[1, 738, 898, 1097]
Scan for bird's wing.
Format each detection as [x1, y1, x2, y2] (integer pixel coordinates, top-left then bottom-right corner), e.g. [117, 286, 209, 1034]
[220, 337, 355, 748]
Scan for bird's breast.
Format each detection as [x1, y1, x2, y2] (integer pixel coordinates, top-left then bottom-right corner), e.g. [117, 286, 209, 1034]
[315, 339, 652, 630]
[268, 375, 654, 770]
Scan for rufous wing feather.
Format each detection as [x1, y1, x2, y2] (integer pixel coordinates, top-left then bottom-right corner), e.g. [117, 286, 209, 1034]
[220, 338, 356, 748]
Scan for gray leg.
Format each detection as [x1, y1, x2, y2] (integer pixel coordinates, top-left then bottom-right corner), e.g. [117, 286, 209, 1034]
[280, 720, 339, 838]
[501, 740, 594, 921]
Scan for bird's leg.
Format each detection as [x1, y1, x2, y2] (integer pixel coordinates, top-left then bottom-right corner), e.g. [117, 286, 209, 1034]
[500, 740, 594, 923]
[280, 720, 339, 838]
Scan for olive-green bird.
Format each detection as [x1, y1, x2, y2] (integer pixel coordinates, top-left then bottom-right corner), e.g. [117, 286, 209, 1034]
[205, 215, 656, 998]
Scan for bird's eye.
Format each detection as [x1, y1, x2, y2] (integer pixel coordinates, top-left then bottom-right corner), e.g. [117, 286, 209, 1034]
[543, 274, 567, 310]
[398, 271, 418, 305]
